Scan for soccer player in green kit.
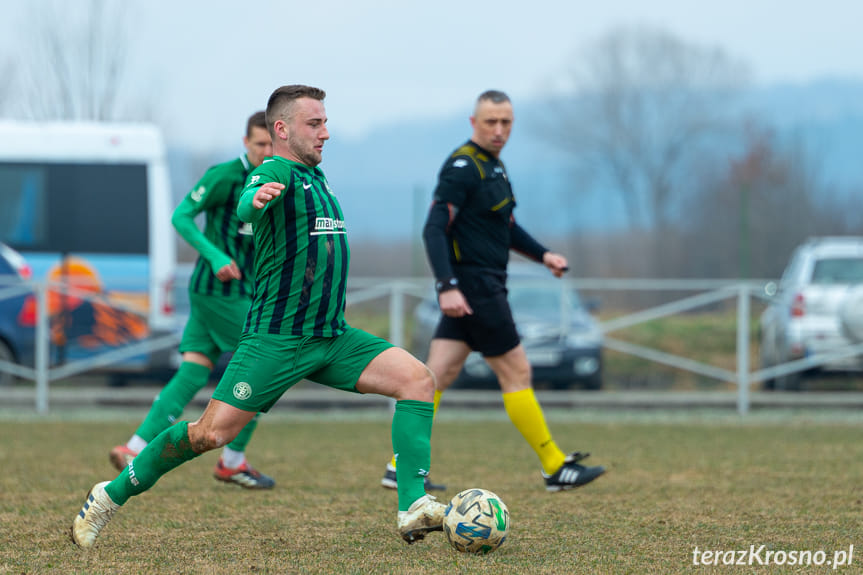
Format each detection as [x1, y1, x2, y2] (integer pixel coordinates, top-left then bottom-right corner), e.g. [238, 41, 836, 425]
[108, 111, 275, 489]
[72, 85, 445, 549]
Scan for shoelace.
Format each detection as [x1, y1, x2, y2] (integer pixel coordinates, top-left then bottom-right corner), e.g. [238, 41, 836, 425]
[83, 491, 117, 530]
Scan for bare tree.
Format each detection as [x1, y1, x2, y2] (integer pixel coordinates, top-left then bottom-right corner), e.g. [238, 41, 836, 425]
[682, 123, 840, 279]
[547, 26, 750, 233]
[6, 0, 136, 121]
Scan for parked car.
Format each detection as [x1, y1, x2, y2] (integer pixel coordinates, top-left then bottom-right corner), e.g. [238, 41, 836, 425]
[759, 236, 863, 390]
[839, 283, 863, 343]
[0, 243, 35, 386]
[411, 264, 604, 390]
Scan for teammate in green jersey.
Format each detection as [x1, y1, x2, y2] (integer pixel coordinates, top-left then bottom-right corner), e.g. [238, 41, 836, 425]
[72, 85, 445, 549]
[108, 111, 276, 489]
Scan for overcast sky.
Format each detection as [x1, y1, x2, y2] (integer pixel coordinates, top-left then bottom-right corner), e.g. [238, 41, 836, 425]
[2, 0, 862, 153]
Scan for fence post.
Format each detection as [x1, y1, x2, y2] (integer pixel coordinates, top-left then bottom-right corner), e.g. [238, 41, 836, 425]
[389, 282, 404, 350]
[736, 284, 751, 415]
[35, 282, 50, 414]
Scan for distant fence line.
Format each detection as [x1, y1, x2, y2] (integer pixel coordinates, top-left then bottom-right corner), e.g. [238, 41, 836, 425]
[4, 276, 863, 415]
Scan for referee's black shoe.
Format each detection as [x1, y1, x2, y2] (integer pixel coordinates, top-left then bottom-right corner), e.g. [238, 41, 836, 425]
[542, 452, 606, 492]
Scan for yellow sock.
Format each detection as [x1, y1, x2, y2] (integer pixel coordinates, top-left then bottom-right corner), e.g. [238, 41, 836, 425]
[391, 389, 443, 469]
[502, 388, 565, 475]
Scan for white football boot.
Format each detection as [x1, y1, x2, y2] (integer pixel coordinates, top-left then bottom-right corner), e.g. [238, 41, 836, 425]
[71, 481, 120, 549]
[397, 494, 445, 544]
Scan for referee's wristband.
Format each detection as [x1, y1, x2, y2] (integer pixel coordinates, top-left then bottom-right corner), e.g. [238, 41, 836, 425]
[435, 277, 459, 294]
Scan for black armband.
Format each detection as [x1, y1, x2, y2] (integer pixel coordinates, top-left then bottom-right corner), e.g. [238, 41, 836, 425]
[435, 277, 459, 293]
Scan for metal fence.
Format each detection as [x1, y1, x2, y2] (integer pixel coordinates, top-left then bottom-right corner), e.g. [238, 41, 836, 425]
[4, 276, 863, 415]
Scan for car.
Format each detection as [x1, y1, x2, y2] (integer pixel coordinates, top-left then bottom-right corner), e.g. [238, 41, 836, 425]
[0, 242, 35, 387]
[411, 263, 604, 390]
[759, 236, 863, 390]
[839, 283, 863, 343]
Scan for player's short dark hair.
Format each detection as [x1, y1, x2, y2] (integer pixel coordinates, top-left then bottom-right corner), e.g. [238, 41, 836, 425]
[266, 85, 326, 137]
[246, 111, 266, 138]
[477, 90, 510, 106]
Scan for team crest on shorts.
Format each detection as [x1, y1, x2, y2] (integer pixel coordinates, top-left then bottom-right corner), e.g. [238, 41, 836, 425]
[233, 381, 252, 400]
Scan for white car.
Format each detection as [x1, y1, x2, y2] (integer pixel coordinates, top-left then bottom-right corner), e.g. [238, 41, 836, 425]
[759, 236, 863, 390]
[839, 284, 863, 343]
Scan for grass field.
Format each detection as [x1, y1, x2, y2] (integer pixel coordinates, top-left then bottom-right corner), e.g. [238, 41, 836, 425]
[2, 408, 863, 574]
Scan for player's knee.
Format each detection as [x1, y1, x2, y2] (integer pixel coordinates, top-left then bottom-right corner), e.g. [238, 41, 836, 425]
[517, 361, 532, 383]
[401, 362, 435, 402]
[496, 361, 532, 390]
[188, 422, 233, 453]
[437, 362, 463, 386]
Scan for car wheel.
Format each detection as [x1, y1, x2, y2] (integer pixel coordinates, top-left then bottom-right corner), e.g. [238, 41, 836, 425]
[760, 357, 776, 390]
[758, 338, 776, 391]
[775, 372, 802, 392]
[0, 338, 17, 387]
[583, 372, 602, 391]
[548, 378, 573, 391]
[758, 341, 777, 390]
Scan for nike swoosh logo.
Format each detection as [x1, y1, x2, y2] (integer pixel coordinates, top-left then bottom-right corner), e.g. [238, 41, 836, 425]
[303, 182, 312, 190]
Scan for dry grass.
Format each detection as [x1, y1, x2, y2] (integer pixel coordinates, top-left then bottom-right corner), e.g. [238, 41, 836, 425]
[2, 412, 863, 574]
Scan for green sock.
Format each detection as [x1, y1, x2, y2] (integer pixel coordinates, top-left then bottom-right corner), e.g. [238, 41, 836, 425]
[392, 400, 434, 511]
[226, 412, 260, 452]
[105, 422, 200, 505]
[135, 362, 211, 442]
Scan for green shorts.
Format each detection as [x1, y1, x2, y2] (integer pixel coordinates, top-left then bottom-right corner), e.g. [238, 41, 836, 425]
[178, 292, 251, 365]
[211, 326, 394, 413]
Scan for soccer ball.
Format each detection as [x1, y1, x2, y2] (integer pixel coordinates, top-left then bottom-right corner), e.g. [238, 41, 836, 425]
[443, 488, 510, 554]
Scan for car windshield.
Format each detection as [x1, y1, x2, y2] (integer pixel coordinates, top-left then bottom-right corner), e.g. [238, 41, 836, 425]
[508, 284, 580, 316]
[811, 258, 863, 285]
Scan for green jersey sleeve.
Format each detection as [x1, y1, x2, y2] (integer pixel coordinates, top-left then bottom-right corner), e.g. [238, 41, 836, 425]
[172, 166, 235, 272]
[238, 160, 284, 223]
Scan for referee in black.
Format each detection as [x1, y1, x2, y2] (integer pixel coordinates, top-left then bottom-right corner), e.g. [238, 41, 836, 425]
[386, 90, 606, 492]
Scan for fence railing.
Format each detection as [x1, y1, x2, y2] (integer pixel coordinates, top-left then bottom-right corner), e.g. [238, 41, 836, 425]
[3, 276, 862, 416]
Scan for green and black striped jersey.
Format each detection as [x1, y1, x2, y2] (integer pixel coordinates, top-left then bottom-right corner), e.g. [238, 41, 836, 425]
[172, 155, 255, 298]
[237, 156, 349, 337]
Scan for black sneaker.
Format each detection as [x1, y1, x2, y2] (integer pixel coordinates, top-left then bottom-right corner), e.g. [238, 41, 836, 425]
[381, 463, 446, 491]
[543, 452, 606, 492]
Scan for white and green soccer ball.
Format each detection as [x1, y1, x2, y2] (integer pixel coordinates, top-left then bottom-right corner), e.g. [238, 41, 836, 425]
[443, 488, 510, 554]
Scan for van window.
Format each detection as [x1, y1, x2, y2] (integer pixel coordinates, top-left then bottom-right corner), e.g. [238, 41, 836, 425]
[0, 163, 148, 254]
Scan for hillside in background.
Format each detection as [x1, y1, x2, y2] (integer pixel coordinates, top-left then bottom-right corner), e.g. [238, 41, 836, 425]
[168, 77, 863, 244]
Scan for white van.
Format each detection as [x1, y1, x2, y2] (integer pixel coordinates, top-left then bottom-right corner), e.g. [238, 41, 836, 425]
[0, 121, 177, 375]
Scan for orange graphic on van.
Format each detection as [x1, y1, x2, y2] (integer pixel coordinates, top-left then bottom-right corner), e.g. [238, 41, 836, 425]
[18, 256, 149, 348]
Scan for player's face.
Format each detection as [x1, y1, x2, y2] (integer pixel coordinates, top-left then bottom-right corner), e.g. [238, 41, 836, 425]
[470, 100, 513, 157]
[280, 97, 329, 167]
[244, 126, 273, 168]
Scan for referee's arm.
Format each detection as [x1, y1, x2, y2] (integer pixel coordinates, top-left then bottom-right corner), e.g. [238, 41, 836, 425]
[422, 200, 457, 283]
[509, 219, 548, 263]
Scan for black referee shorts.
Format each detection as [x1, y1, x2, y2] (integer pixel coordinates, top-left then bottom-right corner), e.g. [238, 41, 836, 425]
[433, 269, 520, 357]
